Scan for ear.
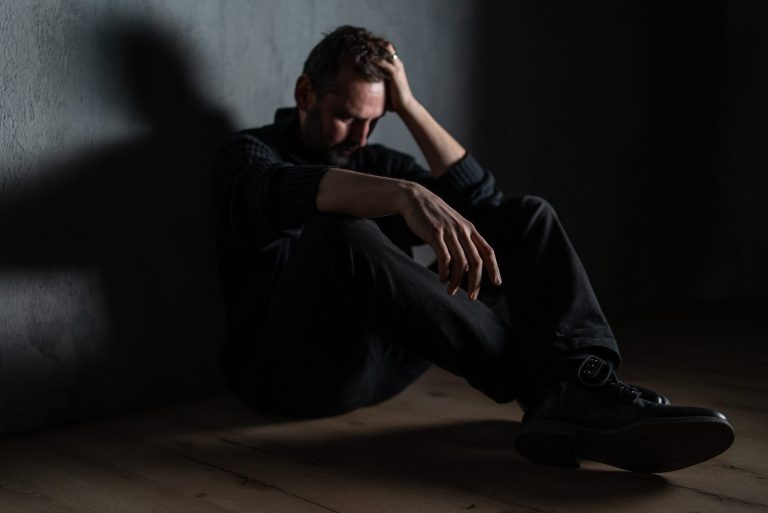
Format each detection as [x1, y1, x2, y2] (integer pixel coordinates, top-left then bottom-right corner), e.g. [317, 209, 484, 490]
[294, 74, 316, 112]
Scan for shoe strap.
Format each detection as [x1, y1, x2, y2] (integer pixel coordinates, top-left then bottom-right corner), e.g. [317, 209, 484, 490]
[577, 355, 614, 386]
[578, 355, 642, 403]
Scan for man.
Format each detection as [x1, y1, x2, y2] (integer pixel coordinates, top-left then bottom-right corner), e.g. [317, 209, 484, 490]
[214, 25, 734, 473]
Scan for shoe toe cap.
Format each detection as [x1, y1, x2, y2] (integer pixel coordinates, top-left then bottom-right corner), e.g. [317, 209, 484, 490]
[657, 403, 732, 423]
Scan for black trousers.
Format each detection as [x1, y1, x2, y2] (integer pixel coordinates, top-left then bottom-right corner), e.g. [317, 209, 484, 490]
[223, 195, 620, 417]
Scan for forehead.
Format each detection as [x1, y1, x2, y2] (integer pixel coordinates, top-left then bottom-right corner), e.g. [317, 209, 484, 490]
[323, 67, 385, 118]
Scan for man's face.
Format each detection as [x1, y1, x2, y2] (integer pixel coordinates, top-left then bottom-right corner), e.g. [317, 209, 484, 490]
[298, 65, 386, 166]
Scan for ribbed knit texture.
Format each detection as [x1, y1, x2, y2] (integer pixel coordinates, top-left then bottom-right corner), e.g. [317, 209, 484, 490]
[217, 133, 329, 245]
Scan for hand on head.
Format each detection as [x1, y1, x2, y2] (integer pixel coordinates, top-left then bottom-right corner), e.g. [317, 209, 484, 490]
[375, 42, 416, 114]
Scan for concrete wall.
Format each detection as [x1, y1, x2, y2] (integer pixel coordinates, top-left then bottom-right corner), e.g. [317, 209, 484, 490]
[0, 0, 478, 435]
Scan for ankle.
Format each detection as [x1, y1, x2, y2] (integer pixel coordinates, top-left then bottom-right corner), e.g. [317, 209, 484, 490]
[532, 350, 619, 392]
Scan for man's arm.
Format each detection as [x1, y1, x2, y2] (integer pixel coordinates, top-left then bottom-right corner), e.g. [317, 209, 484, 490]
[316, 167, 502, 301]
[316, 167, 410, 218]
[398, 101, 465, 179]
[374, 44, 504, 215]
[376, 44, 466, 178]
[216, 133, 330, 246]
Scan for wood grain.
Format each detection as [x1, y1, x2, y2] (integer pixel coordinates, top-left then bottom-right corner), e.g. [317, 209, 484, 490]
[0, 310, 765, 513]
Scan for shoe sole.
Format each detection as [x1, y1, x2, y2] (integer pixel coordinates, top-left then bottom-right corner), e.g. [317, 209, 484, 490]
[514, 416, 735, 473]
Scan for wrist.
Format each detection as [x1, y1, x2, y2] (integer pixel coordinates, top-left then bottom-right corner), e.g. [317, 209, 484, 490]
[391, 180, 421, 215]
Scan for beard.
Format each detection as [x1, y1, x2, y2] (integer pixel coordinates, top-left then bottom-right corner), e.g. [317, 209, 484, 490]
[326, 147, 356, 167]
[303, 107, 359, 167]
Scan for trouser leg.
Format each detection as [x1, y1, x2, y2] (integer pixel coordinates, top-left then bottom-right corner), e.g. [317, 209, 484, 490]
[225, 194, 621, 417]
[225, 211, 532, 417]
[464, 195, 621, 387]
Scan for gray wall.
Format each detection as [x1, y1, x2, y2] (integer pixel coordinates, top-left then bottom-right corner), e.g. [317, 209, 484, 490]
[0, 0, 478, 435]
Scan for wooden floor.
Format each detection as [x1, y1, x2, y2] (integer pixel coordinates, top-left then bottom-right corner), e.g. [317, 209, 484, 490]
[0, 308, 766, 513]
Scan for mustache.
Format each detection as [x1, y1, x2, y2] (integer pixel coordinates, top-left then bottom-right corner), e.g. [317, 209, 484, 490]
[332, 142, 359, 152]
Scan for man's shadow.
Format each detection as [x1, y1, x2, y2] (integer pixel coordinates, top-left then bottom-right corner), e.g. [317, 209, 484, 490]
[140, 415, 670, 500]
[0, 22, 235, 434]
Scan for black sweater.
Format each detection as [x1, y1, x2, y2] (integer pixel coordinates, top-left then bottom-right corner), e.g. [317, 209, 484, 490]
[214, 107, 505, 336]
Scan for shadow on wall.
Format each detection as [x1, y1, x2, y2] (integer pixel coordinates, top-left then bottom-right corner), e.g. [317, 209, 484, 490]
[0, 21, 234, 435]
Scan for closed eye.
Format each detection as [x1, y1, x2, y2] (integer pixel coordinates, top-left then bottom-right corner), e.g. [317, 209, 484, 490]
[335, 112, 355, 123]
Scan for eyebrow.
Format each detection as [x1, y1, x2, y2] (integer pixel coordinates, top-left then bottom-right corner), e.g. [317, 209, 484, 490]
[336, 109, 384, 122]
[336, 109, 361, 120]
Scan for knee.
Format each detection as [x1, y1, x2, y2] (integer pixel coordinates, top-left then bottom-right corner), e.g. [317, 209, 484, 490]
[505, 195, 559, 223]
[301, 213, 386, 252]
[519, 195, 557, 215]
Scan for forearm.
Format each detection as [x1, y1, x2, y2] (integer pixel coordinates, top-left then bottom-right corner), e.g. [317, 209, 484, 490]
[316, 167, 412, 218]
[398, 100, 466, 179]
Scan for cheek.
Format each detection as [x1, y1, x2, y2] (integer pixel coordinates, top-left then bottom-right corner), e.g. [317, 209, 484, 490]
[327, 120, 349, 144]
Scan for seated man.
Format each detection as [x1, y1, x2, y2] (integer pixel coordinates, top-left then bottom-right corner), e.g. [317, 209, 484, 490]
[214, 25, 734, 473]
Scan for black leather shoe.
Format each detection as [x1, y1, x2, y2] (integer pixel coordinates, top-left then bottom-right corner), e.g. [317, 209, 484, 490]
[514, 355, 735, 473]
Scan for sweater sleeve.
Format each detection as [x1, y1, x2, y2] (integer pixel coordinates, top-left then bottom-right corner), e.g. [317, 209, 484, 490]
[394, 150, 505, 213]
[434, 152, 505, 209]
[216, 133, 330, 246]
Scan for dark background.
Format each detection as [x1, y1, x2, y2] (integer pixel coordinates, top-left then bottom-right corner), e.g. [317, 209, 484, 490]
[0, 1, 765, 435]
[471, 1, 767, 319]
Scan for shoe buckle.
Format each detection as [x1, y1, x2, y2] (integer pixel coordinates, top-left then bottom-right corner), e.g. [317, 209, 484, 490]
[577, 355, 613, 387]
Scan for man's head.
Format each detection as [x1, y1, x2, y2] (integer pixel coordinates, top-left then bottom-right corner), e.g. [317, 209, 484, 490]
[294, 25, 391, 166]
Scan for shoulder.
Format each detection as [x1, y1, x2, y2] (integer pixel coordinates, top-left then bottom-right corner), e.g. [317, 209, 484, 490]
[218, 125, 281, 164]
[220, 107, 296, 161]
[234, 123, 278, 147]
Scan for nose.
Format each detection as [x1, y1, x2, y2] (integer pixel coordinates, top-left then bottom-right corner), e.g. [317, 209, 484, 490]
[349, 120, 369, 147]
